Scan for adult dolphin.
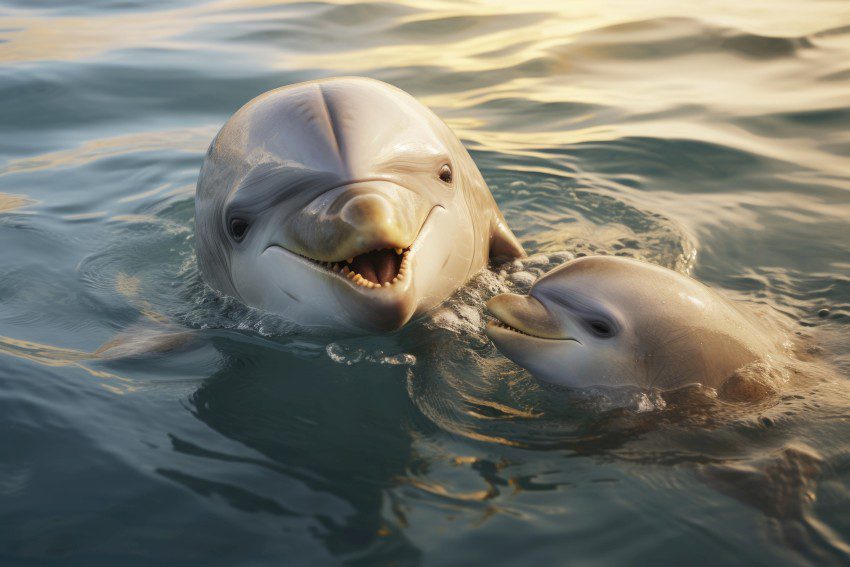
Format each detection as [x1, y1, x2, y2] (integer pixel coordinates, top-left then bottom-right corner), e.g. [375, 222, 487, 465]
[486, 256, 786, 392]
[196, 77, 524, 332]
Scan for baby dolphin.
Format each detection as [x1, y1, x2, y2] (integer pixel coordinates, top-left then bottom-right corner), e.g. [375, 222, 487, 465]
[486, 256, 783, 390]
[196, 77, 524, 332]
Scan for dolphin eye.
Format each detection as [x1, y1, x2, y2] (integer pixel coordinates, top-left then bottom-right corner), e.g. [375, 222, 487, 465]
[229, 217, 249, 241]
[587, 320, 614, 338]
[438, 164, 453, 184]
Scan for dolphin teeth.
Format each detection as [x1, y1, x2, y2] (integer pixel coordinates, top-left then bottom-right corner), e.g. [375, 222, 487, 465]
[330, 247, 414, 288]
[493, 320, 530, 336]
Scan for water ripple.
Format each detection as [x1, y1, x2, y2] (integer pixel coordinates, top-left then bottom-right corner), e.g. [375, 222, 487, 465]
[1, 0, 849, 563]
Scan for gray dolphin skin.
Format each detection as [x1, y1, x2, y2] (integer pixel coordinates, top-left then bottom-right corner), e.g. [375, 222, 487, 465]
[196, 77, 524, 332]
[486, 256, 782, 390]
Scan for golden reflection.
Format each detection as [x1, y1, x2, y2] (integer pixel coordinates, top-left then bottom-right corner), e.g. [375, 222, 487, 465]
[108, 216, 192, 239]
[115, 272, 141, 297]
[0, 335, 136, 394]
[448, 428, 525, 448]
[62, 212, 107, 221]
[110, 214, 163, 225]
[0, 193, 35, 212]
[0, 7, 191, 63]
[1, 128, 214, 175]
[458, 391, 541, 419]
[117, 183, 171, 204]
[114, 272, 170, 324]
[401, 467, 516, 527]
[405, 477, 497, 502]
[2, 0, 845, 66]
[3, 0, 848, 188]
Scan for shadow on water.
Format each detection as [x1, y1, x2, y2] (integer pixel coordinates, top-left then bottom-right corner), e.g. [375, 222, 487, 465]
[181, 334, 431, 562]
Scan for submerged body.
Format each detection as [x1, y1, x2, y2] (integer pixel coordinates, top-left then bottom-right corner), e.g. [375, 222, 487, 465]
[486, 256, 784, 390]
[196, 77, 524, 332]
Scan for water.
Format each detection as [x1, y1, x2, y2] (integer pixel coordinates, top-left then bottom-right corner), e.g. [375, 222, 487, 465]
[1, 1, 850, 564]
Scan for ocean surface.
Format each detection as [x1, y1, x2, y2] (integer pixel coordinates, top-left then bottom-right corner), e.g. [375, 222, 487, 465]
[1, 0, 850, 564]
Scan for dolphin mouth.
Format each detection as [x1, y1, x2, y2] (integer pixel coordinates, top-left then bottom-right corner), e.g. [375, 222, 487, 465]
[300, 246, 412, 289]
[485, 319, 580, 343]
[264, 205, 442, 290]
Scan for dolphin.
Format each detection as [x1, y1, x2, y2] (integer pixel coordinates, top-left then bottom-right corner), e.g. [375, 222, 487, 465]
[486, 256, 784, 391]
[196, 77, 524, 332]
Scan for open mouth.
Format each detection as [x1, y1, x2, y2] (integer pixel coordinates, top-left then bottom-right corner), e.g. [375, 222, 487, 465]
[299, 246, 411, 289]
[268, 205, 442, 290]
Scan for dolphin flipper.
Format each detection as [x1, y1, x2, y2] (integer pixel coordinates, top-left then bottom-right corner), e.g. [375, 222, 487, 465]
[93, 323, 197, 359]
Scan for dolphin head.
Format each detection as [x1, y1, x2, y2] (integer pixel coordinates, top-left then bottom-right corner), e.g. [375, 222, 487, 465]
[486, 256, 768, 389]
[196, 77, 523, 332]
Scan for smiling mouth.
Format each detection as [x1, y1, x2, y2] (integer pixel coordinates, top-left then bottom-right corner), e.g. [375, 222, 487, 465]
[294, 246, 411, 289]
[488, 319, 536, 337]
[486, 319, 580, 343]
[266, 205, 442, 290]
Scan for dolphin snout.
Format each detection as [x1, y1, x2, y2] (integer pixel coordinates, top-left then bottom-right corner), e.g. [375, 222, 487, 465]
[339, 193, 403, 237]
[486, 293, 564, 339]
[284, 181, 428, 261]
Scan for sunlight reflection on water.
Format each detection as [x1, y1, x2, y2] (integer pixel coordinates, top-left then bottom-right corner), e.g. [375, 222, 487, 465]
[1, 0, 849, 563]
